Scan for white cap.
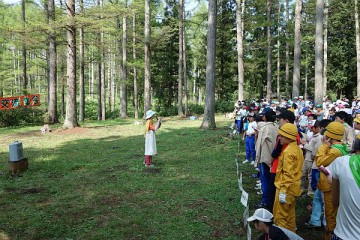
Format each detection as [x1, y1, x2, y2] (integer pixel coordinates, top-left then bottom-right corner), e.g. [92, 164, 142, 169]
[145, 110, 156, 120]
[299, 96, 304, 99]
[247, 208, 273, 222]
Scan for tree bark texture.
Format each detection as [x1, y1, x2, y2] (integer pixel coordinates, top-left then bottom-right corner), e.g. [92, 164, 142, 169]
[79, 0, 85, 122]
[120, 6, 128, 118]
[323, 0, 328, 95]
[21, 0, 27, 91]
[97, 0, 102, 121]
[314, 0, 324, 105]
[236, 0, 244, 101]
[144, 0, 152, 115]
[201, 0, 217, 130]
[101, 0, 106, 121]
[355, 0, 360, 96]
[133, 13, 138, 119]
[48, 0, 58, 124]
[63, 0, 78, 129]
[266, 0, 272, 100]
[285, 0, 290, 98]
[183, 34, 188, 115]
[292, 0, 302, 98]
[277, 2, 281, 100]
[178, 0, 184, 116]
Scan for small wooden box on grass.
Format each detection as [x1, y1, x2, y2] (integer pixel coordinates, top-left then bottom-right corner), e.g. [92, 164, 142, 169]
[8, 141, 28, 174]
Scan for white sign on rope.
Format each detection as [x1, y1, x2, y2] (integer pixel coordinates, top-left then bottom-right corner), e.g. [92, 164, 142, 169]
[238, 173, 243, 191]
[236, 162, 239, 178]
[240, 189, 249, 207]
[243, 204, 249, 228]
[247, 224, 251, 240]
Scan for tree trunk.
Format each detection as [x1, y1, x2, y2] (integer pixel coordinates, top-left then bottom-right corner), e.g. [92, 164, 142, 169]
[285, 0, 290, 98]
[292, 0, 302, 98]
[116, 17, 123, 114]
[355, 0, 360, 96]
[144, 0, 152, 115]
[48, 0, 58, 123]
[21, 0, 27, 91]
[61, 61, 65, 118]
[276, 2, 281, 100]
[266, 0, 272, 101]
[107, 52, 111, 111]
[97, 56, 102, 120]
[101, 0, 106, 121]
[97, 0, 102, 120]
[314, 0, 324, 105]
[183, 35, 188, 115]
[120, 3, 128, 118]
[79, 0, 85, 122]
[111, 53, 116, 112]
[201, 0, 217, 130]
[305, 50, 308, 99]
[178, 0, 184, 116]
[323, 0, 328, 95]
[133, 14, 138, 119]
[63, 0, 78, 129]
[236, 0, 244, 101]
[91, 51, 94, 99]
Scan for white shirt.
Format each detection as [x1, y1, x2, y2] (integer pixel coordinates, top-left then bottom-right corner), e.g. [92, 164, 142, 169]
[246, 121, 257, 136]
[239, 109, 247, 117]
[298, 115, 308, 127]
[329, 155, 360, 240]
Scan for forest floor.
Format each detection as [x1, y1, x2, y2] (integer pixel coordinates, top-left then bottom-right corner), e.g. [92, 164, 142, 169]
[0, 116, 322, 239]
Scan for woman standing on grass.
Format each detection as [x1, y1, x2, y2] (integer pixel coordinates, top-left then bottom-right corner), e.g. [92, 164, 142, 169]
[144, 110, 161, 167]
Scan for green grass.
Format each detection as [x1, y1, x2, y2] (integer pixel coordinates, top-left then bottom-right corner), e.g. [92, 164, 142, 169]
[0, 116, 322, 239]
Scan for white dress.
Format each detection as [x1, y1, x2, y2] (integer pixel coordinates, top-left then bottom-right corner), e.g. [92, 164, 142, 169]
[145, 130, 157, 156]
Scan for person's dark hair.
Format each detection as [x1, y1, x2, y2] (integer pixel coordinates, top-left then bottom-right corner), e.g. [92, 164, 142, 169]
[277, 110, 295, 123]
[265, 111, 276, 122]
[253, 219, 274, 226]
[263, 221, 273, 227]
[335, 111, 348, 120]
[335, 111, 353, 126]
[292, 103, 298, 109]
[256, 115, 264, 122]
[308, 114, 317, 120]
[330, 107, 336, 112]
[319, 119, 332, 129]
[312, 120, 320, 128]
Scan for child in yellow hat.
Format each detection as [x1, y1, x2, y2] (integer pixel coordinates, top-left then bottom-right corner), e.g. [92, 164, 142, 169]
[273, 123, 304, 232]
[316, 121, 349, 240]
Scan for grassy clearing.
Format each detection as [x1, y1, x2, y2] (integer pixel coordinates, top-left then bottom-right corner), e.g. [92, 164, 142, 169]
[0, 116, 322, 239]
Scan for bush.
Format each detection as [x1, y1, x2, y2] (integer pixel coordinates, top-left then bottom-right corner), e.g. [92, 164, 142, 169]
[0, 108, 44, 127]
[215, 100, 234, 113]
[157, 105, 178, 117]
[188, 103, 204, 115]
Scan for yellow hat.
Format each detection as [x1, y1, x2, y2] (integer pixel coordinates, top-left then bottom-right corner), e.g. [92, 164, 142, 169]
[354, 116, 360, 124]
[324, 122, 345, 141]
[278, 123, 298, 141]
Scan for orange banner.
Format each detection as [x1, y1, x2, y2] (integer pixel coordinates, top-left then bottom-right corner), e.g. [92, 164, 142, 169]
[0, 94, 40, 110]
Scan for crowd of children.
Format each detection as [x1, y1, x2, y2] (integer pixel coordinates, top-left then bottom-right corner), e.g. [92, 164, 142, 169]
[232, 96, 360, 240]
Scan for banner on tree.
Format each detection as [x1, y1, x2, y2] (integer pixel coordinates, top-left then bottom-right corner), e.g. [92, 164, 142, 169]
[0, 94, 40, 110]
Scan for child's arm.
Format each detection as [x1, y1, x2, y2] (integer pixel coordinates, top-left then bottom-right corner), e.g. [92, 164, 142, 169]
[155, 118, 162, 130]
